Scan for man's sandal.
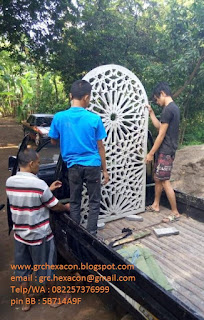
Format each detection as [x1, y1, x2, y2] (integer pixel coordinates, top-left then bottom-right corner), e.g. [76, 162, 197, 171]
[145, 205, 160, 213]
[162, 215, 180, 223]
[22, 304, 31, 312]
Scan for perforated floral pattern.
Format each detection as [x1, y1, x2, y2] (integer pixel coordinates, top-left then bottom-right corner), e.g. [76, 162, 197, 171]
[82, 64, 148, 224]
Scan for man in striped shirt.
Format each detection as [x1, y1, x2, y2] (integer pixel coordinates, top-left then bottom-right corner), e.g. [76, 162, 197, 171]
[6, 148, 70, 311]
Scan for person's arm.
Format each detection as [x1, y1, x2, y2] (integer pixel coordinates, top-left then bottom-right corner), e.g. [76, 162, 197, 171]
[97, 140, 109, 184]
[49, 114, 59, 144]
[147, 104, 161, 131]
[49, 180, 62, 191]
[50, 138, 58, 145]
[51, 202, 70, 212]
[145, 123, 169, 163]
[42, 181, 70, 213]
[48, 181, 70, 212]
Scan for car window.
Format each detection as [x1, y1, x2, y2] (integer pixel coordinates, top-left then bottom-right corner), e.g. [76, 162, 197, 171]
[10, 139, 59, 177]
[38, 141, 60, 165]
[27, 116, 33, 124]
[30, 116, 36, 125]
[36, 117, 53, 126]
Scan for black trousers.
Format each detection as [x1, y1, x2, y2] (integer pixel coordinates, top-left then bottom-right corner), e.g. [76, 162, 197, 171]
[68, 165, 101, 235]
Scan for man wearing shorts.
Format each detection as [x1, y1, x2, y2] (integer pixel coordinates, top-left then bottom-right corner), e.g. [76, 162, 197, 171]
[145, 82, 180, 222]
[6, 148, 70, 311]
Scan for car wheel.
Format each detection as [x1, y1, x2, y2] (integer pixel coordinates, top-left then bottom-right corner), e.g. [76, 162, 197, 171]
[35, 134, 41, 146]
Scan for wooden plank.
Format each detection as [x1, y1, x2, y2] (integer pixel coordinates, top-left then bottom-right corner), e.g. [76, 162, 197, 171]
[141, 238, 204, 286]
[140, 246, 204, 311]
[157, 262, 204, 316]
[143, 236, 204, 277]
[96, 207, 204, 319]
[96, 206, 204, 318]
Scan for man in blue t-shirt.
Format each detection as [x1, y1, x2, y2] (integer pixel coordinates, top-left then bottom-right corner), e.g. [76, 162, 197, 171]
[49, 80, 109, 235]
[145, 82, 180, 223]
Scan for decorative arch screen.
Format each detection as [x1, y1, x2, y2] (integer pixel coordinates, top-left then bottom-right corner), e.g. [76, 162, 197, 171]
[82, 64, 148, 224]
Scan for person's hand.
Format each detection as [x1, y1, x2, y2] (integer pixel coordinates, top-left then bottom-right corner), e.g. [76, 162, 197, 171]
[103, 170, 109, 185]
[50, 180, 62, 191]
[145, 153, 154, 163]
[146, 104, 153, 115]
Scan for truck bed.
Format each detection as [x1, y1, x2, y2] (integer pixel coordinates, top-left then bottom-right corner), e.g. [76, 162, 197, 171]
[98, 207, 204, 318]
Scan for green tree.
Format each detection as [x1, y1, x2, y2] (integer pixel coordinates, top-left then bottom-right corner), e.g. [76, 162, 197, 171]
[1, 0, 203, 144]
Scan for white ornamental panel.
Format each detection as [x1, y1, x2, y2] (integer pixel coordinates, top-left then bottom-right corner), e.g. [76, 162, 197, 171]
[82, 64, 148, 224]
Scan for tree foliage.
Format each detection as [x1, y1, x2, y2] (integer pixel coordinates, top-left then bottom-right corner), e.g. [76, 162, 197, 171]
[0, 0, 76, 59]
[0, 0, 203, 144]
[0, 51, 68, 120]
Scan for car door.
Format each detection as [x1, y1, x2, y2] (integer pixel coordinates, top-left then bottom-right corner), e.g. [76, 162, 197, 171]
[9, 136, 69, 198]
[36, 140, 70, 201]
[9, 136, 59, 181]
[7, 134, 33, 234]
[36, 140, 60, 185]
[9, 135, 30, 176]
[7, 137, 69, 233]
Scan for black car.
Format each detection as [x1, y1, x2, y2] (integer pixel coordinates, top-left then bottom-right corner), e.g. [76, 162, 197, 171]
[22, 113, 53, 146]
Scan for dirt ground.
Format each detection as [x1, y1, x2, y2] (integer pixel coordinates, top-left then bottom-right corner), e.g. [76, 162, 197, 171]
[0, 118, 121, 320]
[0, 117, 203, 320]
[171, 144, 204, 198]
